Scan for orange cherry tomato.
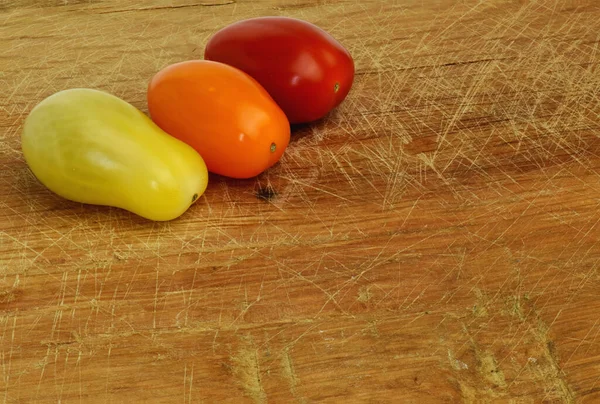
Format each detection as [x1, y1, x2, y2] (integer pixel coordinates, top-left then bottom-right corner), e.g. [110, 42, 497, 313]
[147, 60, 290, 179]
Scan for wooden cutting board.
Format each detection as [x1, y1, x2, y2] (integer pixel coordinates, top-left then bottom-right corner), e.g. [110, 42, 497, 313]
[1, 0, 599, 402]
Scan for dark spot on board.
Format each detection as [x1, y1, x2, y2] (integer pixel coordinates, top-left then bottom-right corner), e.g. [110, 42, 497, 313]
[255, 185, 277, 202]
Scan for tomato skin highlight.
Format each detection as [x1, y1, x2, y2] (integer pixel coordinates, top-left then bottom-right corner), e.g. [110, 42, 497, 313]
[204, 16, 355, 124]
[147, 60, 290, 179]
[21, 88, 209, 222]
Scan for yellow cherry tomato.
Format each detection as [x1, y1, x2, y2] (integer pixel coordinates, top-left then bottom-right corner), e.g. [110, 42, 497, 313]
[21, 88, 209, 221]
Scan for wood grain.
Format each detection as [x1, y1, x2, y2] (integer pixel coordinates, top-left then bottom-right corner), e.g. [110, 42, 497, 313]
[1, 0, 600, 402]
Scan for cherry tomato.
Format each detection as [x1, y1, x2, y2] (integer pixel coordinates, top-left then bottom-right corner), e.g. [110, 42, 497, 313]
[22, 88, 208, 222]
[147, 60, 290, 179]
[204, 16, 355, 124]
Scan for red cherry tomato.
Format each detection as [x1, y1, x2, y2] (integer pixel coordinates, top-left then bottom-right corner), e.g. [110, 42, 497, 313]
[147, 60, 290, 179]
[204, 16, 355, 124]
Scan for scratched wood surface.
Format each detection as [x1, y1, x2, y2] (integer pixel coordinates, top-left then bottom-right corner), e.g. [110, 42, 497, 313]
[1, 0, 600, 402]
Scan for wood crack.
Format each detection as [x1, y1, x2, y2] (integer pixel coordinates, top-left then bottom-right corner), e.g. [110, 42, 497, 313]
[97, 1, 235, 14]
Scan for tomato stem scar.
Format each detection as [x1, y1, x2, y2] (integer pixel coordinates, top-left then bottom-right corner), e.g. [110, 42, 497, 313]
[334, 82, 340, 93]
[192, 193, 198, 203]
[270, 143, 276, 153]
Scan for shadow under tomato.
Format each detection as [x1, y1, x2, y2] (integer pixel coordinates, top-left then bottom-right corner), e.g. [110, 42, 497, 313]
[289, 122, 312, 143]
[207, 171, 255, 196]
[289, 114, 331, 142]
